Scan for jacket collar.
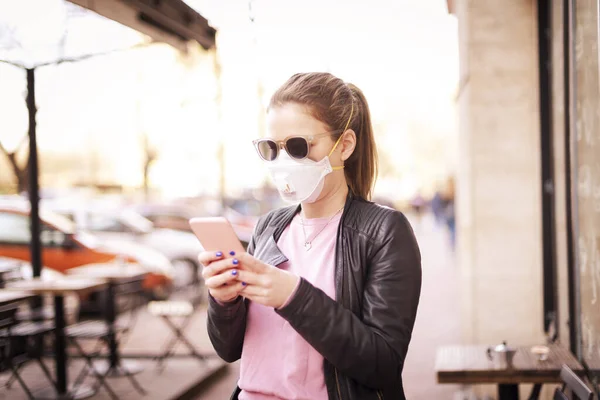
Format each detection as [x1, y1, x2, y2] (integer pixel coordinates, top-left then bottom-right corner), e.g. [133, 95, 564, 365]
[272, 189, 356, 243]
[254, 189, 357, 268]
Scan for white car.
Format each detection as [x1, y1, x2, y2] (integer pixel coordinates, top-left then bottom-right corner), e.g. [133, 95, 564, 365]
[132, 202, 255, 247]
[46, 204, 203, 289]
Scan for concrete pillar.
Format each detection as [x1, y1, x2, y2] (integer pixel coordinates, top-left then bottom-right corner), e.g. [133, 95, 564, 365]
[455, 0, 545, 348]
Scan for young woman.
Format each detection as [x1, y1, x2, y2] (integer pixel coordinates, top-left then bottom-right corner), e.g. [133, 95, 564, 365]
[199, 72, 422, 400]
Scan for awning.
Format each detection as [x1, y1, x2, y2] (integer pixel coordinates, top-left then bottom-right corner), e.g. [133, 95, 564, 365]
[68, 0, 216, 51]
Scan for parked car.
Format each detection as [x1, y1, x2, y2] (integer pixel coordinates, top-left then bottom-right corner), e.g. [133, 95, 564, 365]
[132, 203, 203, 233]
[45, 203, 203, 289]
[0, 203, 175, 302]
[131, 202, 254, 248]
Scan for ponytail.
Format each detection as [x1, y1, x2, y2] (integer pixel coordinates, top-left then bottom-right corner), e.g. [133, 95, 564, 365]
[346, 84, 378, 200]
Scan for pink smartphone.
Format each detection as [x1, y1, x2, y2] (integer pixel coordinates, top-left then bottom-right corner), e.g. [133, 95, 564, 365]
[189, 217, 246, 255]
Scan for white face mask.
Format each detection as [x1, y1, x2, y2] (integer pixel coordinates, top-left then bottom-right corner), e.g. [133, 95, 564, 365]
[266, 138, 345, 204]
[263, 102, 354, 204]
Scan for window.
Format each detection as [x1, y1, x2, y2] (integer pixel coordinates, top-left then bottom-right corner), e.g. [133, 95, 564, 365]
[86, 213, 128, 233]
[0, 212, 69, 248]
[59, 212, 76, 223]
[0, 212, 30, 244]
[146, 214, 189, 231]
[40, 225, 67, 248]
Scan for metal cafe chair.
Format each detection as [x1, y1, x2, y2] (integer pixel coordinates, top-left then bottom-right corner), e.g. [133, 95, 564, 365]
[553, 365, 594, 400]
[66, 281, 146, 398]
[148, 299, 207, 372]
[0, 303, 56, 400]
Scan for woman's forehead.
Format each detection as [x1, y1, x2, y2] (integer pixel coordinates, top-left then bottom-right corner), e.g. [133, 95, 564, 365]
[266, 103, 328, 139]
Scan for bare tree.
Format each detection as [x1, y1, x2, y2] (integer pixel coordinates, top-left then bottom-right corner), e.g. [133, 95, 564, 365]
[141, 132, 158, 197]
[0, 15, 28, 194]
[0, 133, 29, 193]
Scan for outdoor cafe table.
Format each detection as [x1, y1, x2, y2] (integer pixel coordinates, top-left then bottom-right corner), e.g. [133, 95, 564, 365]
[66, 263, 148, 377]
[5, 278, 106, 400]
[436, 344, 584, 400]
[0, 289, 35, 306]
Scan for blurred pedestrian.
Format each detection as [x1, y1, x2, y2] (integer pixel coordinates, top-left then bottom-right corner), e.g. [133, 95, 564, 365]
[410, 190, 426, 222]
[430, 189, 444, 225]
[442, 176, 456, 250]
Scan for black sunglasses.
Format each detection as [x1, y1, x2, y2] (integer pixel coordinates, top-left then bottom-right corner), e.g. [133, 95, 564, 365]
[252, 130, 342, 161]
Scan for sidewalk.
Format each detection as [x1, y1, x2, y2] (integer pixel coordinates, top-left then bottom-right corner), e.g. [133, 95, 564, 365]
[403, 212, 463, 399]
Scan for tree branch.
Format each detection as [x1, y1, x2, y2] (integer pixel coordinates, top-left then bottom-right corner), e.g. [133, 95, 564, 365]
[0, 133, 28, 157]
[14, 133, 28, 153]
[0, 139, 8, 156]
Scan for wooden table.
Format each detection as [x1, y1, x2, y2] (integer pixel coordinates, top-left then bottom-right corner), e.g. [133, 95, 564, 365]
[436, 345, 584, 400]
[66, 264, 148, 377]
[6, 278, 106, 400]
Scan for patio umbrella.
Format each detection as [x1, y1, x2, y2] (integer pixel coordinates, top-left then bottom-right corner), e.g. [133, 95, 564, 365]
[0, 0, 215, 277]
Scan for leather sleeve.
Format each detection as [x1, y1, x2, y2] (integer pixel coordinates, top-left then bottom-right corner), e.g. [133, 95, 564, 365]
[276, 211, 422, 390]
[206, 215, 264, 363]
[206, 294, 247, 362]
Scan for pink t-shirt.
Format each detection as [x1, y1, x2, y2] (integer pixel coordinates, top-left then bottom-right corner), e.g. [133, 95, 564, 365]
[238, 212, 341, 400]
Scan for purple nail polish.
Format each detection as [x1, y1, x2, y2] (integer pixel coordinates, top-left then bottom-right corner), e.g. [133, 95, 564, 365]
[242, 282, 247, 286]
[232, 259, 239, 265]
[231, 270, 238, 276]
[216, 251, 223, 257]
[229, 250, 236, 256]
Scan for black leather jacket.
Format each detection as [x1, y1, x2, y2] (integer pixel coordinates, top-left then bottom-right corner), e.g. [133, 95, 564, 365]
[207, 193, 422, 400]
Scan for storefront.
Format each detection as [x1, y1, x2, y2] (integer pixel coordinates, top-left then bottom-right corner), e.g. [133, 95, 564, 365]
[521, 0, 600, 393]
[549, 0, 600, 391]
[447, 0, 599, 395]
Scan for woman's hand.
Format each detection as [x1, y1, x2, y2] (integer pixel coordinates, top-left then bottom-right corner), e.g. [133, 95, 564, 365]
[234, 252, 300, 309]
[199, 251, 246, 303]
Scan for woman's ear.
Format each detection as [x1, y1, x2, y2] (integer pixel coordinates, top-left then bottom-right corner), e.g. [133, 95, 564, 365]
[340, 130, 357, 162]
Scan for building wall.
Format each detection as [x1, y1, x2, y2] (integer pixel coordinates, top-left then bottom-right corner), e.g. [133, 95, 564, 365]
[453, 0, 599, 396]
[453, 0, 561, 397]
[454, 0, 594, 362]
[455, 0, 545, 349]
